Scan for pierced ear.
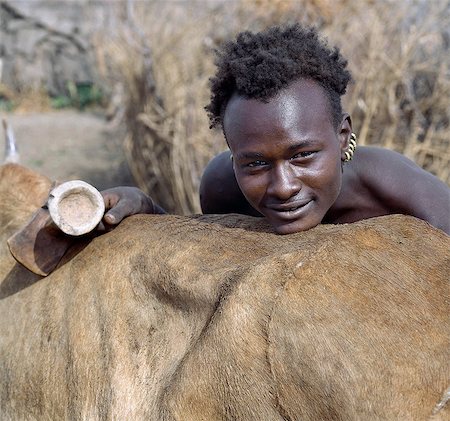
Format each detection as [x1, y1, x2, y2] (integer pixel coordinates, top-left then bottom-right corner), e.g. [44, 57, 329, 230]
[338, 114, 352, 161]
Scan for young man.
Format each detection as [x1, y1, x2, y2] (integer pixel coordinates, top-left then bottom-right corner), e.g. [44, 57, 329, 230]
[102, 25, 450, 235]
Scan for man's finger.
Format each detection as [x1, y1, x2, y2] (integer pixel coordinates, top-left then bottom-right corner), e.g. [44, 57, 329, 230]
[103, 200, 132, 225]
[96, 221, 106, 232]
[103, 213, 116, 224]
[101, 190, 120, 211]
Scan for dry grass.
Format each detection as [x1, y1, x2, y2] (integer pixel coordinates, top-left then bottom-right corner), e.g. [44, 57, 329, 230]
[95, 0, 449, 214]
[326, 0, 450, 184]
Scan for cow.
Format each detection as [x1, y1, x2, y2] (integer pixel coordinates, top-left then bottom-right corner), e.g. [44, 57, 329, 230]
[0, 163, 449, 420]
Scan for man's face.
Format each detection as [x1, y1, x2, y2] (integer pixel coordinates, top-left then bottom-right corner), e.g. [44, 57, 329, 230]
[223, 79, 349, 234]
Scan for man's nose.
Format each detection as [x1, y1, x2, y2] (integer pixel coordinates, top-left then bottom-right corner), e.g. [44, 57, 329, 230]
[267, 163, 302, 200]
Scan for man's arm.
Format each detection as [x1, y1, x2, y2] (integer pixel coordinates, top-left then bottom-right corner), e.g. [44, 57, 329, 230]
[199, 151, 261, 216]
[359, 147, 450, 235]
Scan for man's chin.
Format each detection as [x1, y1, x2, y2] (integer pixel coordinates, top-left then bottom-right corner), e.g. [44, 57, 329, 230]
[271, 218, 320, 235]
[260, 200, 323, 235]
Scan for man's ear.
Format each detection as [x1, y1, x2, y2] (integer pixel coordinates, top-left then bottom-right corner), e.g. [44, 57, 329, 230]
[338, 114, 352, 161]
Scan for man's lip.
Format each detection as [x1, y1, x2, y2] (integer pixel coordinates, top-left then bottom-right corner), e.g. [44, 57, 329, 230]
[267, 199, 312, 212]
[264, 199, 314, 221]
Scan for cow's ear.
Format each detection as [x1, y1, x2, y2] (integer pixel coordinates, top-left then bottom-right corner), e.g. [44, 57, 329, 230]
[7, 208, 74, 276]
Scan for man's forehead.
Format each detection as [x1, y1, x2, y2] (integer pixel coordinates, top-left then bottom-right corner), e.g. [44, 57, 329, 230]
[223, 79, 331, 133]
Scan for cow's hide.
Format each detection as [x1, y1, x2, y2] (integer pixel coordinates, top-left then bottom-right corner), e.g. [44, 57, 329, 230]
[0, 163, 449, 420]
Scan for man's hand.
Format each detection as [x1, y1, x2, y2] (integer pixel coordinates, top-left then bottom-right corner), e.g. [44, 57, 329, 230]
[99, 187, 165, 231]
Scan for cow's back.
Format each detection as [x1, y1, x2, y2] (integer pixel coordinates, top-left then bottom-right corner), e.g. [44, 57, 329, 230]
[164, 215, 449, 420]
[0, 163, 449, 420]
[0, 164, 51, 287]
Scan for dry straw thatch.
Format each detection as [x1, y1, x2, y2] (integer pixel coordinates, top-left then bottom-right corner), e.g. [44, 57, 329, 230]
[97, 0, 450, 214]
[328, 0, 450, 185]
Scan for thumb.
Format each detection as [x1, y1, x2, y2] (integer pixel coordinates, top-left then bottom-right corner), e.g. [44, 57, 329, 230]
[103, 200, 131, 225]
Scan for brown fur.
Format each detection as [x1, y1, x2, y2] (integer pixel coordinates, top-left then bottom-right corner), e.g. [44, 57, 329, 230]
[0, 164, 449, 420]
[0, 164, 52, 282]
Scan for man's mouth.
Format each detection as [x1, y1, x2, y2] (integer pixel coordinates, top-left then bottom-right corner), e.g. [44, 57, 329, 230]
[279, 204, 304, 212]
[266, 199, 313, 220]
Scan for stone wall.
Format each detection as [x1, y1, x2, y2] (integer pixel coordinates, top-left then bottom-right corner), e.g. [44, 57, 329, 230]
[0, 0, 117, 96]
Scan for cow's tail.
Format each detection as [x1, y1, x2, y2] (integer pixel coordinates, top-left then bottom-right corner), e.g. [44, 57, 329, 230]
[2, 118, 19, 163]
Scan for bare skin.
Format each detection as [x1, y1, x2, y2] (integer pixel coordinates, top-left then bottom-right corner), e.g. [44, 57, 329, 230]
[100, 186, 165, 231]
[200, 147, 450, 233]
[102, 79, 450, 235]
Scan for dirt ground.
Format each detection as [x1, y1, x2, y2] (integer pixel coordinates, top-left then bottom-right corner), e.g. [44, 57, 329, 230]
[1, 110, 136, 191]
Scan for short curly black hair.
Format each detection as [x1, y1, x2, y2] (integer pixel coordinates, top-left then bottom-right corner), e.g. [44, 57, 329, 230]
[206, 24, 352, 130]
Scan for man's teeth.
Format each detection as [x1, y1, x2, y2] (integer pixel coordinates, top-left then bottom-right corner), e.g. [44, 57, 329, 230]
[282, 206, 299, 212]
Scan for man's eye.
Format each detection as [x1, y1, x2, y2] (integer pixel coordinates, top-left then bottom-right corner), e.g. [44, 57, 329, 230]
[247, 160, 267, 167]
[292, 151, 315, 159]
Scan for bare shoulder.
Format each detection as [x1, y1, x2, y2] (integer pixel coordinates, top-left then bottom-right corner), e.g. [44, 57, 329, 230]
[353, 146, 420, 172]
[353, 146, 447, 188]
[199, 151, 260, 216]
[350, 146, 450, 234]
